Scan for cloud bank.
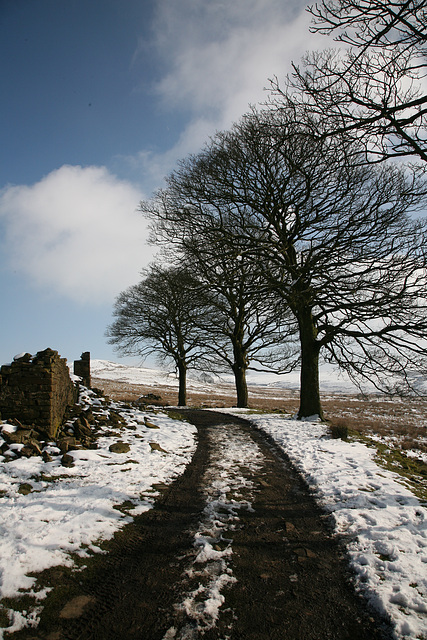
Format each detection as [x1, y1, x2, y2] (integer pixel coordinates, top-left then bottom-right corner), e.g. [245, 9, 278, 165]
[0, 165, 153, 304]
[129, 0, 324, 189]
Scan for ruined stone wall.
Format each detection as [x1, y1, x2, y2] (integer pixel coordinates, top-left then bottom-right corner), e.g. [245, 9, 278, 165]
[0, 348, 77, 438]
[74, 351, 91, 388]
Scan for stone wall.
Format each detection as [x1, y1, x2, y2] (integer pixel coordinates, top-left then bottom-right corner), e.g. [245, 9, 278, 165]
[0, 348, 77, 438]
[74, 351, 91, 388]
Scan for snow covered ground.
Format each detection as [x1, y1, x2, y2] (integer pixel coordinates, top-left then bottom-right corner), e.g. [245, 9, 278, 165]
[0, 360, 426, 639]
[234, 411, 427, 640]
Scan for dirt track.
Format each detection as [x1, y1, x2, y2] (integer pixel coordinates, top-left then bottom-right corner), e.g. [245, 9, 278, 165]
[12, 410, 393, 640]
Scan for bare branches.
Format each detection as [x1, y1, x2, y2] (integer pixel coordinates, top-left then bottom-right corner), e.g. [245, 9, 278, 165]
[146, 107, 427, 412]
[270, 0, 427, 163]
[308, 0, 427, 52]
[142, 184, 298, 406]
[106, 265, 216, 405]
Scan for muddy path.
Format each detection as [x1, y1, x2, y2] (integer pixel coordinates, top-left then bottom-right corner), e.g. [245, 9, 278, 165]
[12, 410, 393, 640]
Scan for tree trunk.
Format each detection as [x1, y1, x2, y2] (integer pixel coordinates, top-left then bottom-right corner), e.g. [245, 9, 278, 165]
[177, 361, 187, 406]
[233, 363, 249, 408]
[231, 332, 249, 408]
[297, 309, 323, 420]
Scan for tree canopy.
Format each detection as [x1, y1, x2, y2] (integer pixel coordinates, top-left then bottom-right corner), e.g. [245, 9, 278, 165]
[147, 107, 427, 418]
[106, 264, 215, 406]
[271, 0, 427, 163]
[145, 202, 297, 407]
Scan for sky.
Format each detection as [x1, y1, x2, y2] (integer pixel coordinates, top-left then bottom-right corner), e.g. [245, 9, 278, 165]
[0, 0, 324, 367]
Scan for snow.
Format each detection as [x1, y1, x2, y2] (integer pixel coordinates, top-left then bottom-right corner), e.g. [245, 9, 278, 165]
[0, 384, 196, 636]
[92, 358, 370, 394]
[232, 411, 427, 640]
[0, 360, 426, 639]
[164, 422, 264, 639]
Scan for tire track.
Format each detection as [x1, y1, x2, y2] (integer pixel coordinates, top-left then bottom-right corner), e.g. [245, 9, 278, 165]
[10, 410, 393, 640]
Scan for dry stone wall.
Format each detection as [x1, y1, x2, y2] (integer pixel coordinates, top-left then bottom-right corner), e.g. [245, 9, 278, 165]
[74, 351, 91, 388]
[0, 348, 77, 438]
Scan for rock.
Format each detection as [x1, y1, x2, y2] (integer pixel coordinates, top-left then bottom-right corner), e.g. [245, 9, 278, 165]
[144, 417, 160, 429]
[109, 411, 126, 425]
[18, 483, 33, 495]
[74, 417, 92, 438]
[59, 595, 96, 619]
[84, 410, 95, 424]
[285, 522, 298, 535]
[142, 393, 162, 401]
[109, 441, 130, 454]
[149, 442, 168, 454]
[27, 439, 43, 455]
[94, 414, 109, 424]
[2, 429, 33, 445]
[42, 450, 53, 463]
[20, 445, 38, 458]
[58, 437, 78, 453]
[61, 453, 74, 467]
[14, 352, 32, 363]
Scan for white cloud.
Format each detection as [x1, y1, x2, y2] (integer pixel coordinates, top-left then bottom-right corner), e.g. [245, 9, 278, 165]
[128, 0, 326, 192]
[0, 2, 325, 306]
[0, 165, 154, 304]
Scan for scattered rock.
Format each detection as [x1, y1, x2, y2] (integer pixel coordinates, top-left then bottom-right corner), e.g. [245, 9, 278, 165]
[144, 417, 160, 429]
[110, 411, 126, 425]
[18, 483, 33, 495]
[109, 441, 130, 454]
[293, 547, 317, 561]
[27, 439, 43, 455]
[2, 428, 35, 445]
[141, 393, 162, 401]
[57, 437, 79, 453]
[149, 442, 168, 454]
[285, 522, 298, 535]
[20, 445, 38, 458]
[84, 410, 95, 424]
[61, 453, 74, 467]
[74, 417, 92, 438]
[59, 595, 96, 619]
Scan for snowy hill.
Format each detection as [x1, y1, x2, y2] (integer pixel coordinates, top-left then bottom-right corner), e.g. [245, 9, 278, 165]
[91, 358, 362, 394]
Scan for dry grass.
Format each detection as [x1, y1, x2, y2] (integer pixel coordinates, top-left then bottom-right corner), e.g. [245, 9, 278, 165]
[322, 394, 427, 454]
[91, 377, 299, 411]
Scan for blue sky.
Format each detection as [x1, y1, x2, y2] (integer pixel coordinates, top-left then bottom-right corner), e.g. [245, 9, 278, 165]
[0, 0, 321, 368]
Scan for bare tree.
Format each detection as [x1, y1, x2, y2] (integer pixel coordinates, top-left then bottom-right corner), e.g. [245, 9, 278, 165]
[308, 0, 426, 52]
[147, 108, 427, 418]
[145, 206, 297, 407]
[271, 0, 427, 163]
[106, 264, 214, 406]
